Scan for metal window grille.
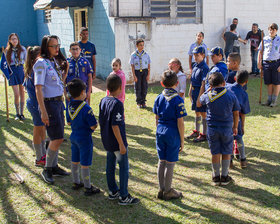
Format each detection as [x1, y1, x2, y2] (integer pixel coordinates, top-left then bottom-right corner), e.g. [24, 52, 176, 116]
[44, 10, 51, 23]
[151, 0, 171, 18]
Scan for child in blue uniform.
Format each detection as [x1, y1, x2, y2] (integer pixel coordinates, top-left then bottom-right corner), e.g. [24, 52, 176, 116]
[199, 72, 240, 186]
[187, 46, 209, 142]
[226, 53, 241, 84]
[79, 27, 96, 80]
[24, 46, 46, 167]
[5, 33, 27, 120]
[66, 78, 100, 196]
[153, 71, 187, 200]
[227, 71, 250, 169]
[66, 42, 93, 105]
[99, 74, 139, 205]
[130, 39, 151, 108]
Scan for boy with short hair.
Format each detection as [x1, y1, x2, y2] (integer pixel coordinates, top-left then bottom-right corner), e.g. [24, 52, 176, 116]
[226, 52, 241, 84]
[153, 70, 187, 200]
[130, 38, 151, 108]
[66, 42, 93, 105]
[79, 27, 97, 80]
[227, 71, 251, 168]
[198, 72, 240, 186]
[66, 78, 100, 196]
[99, 74, 139, 205]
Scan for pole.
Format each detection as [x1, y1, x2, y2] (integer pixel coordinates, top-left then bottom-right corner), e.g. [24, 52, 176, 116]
[259, 30, 264, 104]
[2, 46, 9, 122]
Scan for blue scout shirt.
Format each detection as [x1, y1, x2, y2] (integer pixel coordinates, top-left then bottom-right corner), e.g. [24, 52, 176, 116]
[153, 88, 187, 135]
[191, 60, 209, 87]
[188, 42, 209, 63]
[227, 83, 250, 139]
[258, 35, 280, 61]
[66, 100, 97, 138]
[24, 71, 38, 106]
[66, 56, 93, 88]
[225, 70, 237, 84]
[99, 96, 128, 152]
[9, 46, 27, 66]
[79, 41, 96, 69]
[34, 58, 64, 98]
[204, 61, 228, 90]
[129, 50, 151, 70]
[200, 87, 240, 127]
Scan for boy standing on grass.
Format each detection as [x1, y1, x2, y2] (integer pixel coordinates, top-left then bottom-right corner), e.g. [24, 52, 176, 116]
[99, 74, 139, 205]
[198, 72, 240, 186]
[153, 71, 187, 200]
[130, 39, 151, 108]
[66, 78, 100, 196]
[227, 71, 251, 169]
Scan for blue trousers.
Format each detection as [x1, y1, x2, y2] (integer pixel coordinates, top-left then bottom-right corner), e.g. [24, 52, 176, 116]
[251, 49, 259, 74]
[106, 151, 129, 197]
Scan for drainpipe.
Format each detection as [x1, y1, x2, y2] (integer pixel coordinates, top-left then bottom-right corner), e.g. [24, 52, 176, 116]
[117, 0, 119, 17]
[141, 0, 144, 17]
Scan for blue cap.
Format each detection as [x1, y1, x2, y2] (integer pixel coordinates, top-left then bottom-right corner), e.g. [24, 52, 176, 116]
[210, 47, 223, 56]
[192, 46, 205, 54]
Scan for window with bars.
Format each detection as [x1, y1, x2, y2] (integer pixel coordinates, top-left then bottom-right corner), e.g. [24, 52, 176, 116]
[44, 10, 52, 23]
[150, 0, 202, 23]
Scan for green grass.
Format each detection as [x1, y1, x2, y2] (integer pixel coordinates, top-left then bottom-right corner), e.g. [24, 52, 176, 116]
[0, 77, 279, 224]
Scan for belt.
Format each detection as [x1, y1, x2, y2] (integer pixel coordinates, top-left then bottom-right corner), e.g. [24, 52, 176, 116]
[135, 69, 148, 72]
[264, 60, 279, 63]
[44, 96, 63, 101]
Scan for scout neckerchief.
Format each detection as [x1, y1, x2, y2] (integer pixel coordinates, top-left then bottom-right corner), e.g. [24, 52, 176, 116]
[12, 47, 19, 66]
[71, 55, 81, 78]
[68, 101, 86, 120]
[162, 88, 178, 101]
[48, 58, 64, 86]
[208, 88, 227, 102]
[268, 35, 277, 52]
[135, 50, 145, 72]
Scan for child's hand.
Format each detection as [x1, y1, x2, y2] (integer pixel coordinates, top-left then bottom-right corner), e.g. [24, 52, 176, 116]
[146, 75, 150, 81]
[134, 76, 138, 82]
[258, 62, 262, 70]
[242, 127, 245, 135]
[196, 99, 201, 108]
[233, 127, 238, 136]
[67, 122, 71, 125]
[179, 142, 184, 152]
[120, 145, 127, 155]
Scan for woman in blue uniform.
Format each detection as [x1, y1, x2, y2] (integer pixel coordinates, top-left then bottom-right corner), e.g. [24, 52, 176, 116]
[5, 33, 27, 120]
[34, 35, 69, 184]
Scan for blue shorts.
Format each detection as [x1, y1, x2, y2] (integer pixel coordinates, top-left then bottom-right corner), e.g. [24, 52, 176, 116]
[207, 126, 233, 155]
[263, 60, 280, 85]
[70, 135, 93, 166]
[44, 100, 64, 140]
[9, 65, 25, 86]
[156, 132, 180, 162]
[26, 100, 44, 126]
[191, 87, 206, 112]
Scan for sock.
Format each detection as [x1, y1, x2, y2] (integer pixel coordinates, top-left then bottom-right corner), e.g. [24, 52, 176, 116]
[71, 163, 80, 184]
[15, 104, 19, 115]
[52, 150, 59, 167]
[20, 102, 24, 115]
[212, 163, 220, 177]
[268, 95, 272, 102]
[40, 139, 46, 156]
[221, 159, 231, 177]
[46, 148, 57, 168]
[195, 117, 201, 132]
[81, 168, 91, 188]
[202, 118, 207, 135]
[272, 95, 278, 103]
[164, 163, 175, 192]
[157, 160, 166, 191]
[237, 138, 246, 160]
[33, 143, 42, 161]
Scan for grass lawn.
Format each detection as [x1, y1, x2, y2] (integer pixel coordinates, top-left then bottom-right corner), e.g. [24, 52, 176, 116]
[0, 76, 279, 224]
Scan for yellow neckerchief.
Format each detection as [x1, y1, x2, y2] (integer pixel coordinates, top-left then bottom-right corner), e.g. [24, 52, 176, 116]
[135, 50, 145, 72]
[208, 88, 227, 102]
[162, 88, 178, 101]
[68, 101, 86, 120]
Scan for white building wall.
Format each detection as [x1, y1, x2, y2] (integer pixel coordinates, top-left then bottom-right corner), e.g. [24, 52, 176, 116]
[115, 0, 280, 83]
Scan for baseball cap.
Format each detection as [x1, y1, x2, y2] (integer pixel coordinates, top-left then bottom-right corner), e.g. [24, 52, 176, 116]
[210, 47, 223, 56]
[192, 46, 205, 54]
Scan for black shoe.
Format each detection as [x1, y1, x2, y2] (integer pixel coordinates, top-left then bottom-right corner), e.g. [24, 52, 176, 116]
[19, 114, 25, 121]
[262, 100, 272, 106]
[84, 185, 100, 196]
[108, 190, 120, 200]
[193, 134, 207, 143]
[118, 194, 140, 205]
[52, 165, 70, 176]
[220, 175, 234, 186]
[157, 190, 164, 200]
[15, 114, 21, 121]
[41, 168, 54, 184]
[72, 182, 84, 190]
[212, 176, 220, 186]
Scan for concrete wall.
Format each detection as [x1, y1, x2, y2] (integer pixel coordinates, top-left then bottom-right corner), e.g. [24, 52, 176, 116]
[0, 0, 38, 48]
[114, 0, 280, 82]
